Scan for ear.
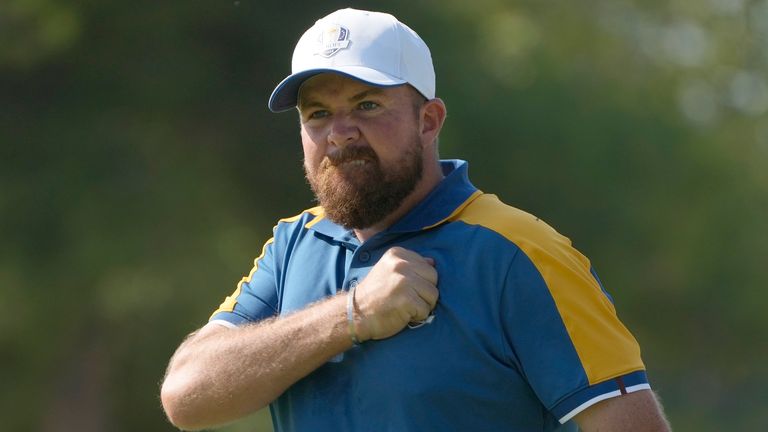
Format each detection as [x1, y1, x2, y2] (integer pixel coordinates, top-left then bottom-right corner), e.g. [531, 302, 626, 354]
[419, 98, 447, 146]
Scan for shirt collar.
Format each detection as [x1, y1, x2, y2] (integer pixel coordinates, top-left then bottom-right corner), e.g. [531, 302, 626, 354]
[307, 159, 481, 243]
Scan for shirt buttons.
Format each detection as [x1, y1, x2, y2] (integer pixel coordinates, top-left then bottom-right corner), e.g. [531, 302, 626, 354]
[349, 278, 358, 288]
[359, 251, 371, 263]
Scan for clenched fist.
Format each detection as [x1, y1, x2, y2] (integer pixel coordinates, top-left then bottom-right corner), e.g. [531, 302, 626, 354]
[352, 247, 439, 341]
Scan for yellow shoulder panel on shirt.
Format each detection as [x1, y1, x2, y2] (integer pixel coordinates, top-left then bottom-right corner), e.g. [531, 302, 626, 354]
[454, 193, 645, 385]
[209, 207, 324, 319]
[277, 206, 324, 225]
[302, 206, 326, 229]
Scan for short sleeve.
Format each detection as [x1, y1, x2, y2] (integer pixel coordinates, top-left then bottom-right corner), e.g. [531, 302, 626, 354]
[209, 235, 280, 326]
[501, 247, 650, 424]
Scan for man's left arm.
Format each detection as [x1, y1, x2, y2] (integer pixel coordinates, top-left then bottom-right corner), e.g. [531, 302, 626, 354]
[574, 389, 671, 432]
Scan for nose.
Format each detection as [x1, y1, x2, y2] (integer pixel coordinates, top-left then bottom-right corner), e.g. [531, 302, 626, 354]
[327, 115, 359, 148]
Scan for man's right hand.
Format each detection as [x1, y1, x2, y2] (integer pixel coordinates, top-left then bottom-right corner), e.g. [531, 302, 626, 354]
[353, 246, 439, 341]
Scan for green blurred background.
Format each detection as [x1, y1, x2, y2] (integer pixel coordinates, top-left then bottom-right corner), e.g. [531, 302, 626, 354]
[2, 0, 766, 430]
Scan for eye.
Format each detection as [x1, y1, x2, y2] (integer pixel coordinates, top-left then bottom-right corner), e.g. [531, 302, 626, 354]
[358, 101, 380, 111]
[307, 110, 330, 120]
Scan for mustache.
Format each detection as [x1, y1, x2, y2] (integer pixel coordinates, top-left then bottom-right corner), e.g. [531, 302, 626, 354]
[324, 146, 379, 167]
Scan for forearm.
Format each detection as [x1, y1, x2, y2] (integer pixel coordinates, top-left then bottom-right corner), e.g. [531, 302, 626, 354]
[575, 389, 671, 432]
[161, 247, 437, 430]
[161, 293, 352, 430]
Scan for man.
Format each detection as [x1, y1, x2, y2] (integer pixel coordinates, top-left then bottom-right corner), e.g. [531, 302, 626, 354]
[161, 8, 671, 432]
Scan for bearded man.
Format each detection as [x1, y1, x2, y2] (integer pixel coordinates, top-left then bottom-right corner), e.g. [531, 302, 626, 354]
[161, 8, 671, 432]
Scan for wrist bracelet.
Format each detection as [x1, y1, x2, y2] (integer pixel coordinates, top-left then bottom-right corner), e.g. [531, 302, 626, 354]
[347, 285, 361, 346]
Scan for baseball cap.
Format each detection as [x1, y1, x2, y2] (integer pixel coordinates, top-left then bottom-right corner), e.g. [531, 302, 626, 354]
[268, 8, 435, 112]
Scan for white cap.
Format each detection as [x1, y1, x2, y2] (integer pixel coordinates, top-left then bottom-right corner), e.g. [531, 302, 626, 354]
[268, 8, 435, 112]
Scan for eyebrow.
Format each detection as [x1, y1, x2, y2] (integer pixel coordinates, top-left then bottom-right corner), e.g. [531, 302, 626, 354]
[298, 99, 325, 111]
[298, 87, 387, 111]
[349, 87, 385, 102]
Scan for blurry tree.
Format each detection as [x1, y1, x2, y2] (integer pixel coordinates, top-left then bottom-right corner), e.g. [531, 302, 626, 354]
[1, 0, 765, 431]
[0, 0, 81, 69]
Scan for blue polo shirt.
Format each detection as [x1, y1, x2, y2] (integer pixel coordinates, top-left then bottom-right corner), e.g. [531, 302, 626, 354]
[210, 159, 650, 431]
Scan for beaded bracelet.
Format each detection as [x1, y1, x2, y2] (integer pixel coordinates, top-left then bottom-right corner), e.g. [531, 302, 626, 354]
[346, 285, 361, 346]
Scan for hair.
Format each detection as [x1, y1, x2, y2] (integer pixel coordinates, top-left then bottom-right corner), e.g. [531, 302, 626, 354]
[406, 84, 428, 116]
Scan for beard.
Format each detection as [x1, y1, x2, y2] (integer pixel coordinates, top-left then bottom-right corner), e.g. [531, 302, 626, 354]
[305, 138, 423, 230]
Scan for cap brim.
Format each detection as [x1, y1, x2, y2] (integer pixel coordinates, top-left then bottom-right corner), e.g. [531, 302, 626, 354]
[268, 66, 407, 112]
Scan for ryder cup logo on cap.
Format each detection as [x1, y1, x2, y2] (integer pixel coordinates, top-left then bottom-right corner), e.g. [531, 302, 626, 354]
[268, 8, 436, 112]
[316, 25, 350, 58]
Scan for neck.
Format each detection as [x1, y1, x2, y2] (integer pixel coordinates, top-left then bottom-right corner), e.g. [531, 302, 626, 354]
[353, 159, 443, 242]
